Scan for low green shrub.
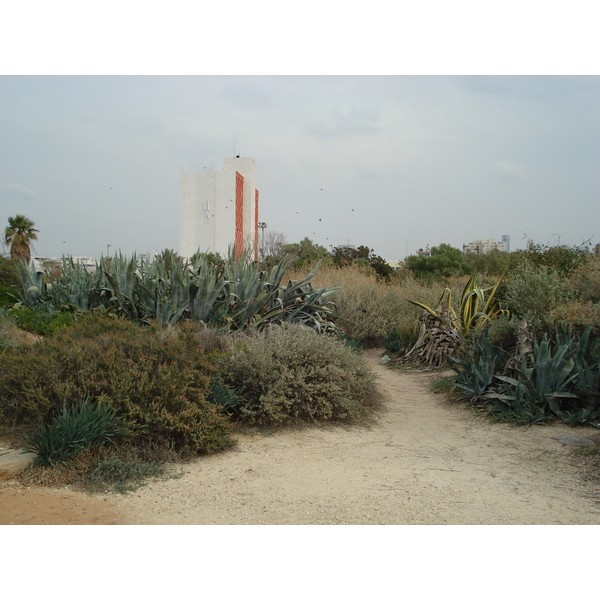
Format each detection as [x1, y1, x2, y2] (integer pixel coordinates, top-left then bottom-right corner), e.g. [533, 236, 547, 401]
[569, 256, 600, 304]
[502, 263, 572, 334]
[22, 397, 121, 467]
[383, 329, 405, 353]
[222, 324, 380, 426]
[9, 302, 78, 336]
[0, 314, 235, 458]
[486, 314, 517, 352]
[85, 455, 168, 493]
[341, 334, 363, 354]
[0, 257, 19, 308]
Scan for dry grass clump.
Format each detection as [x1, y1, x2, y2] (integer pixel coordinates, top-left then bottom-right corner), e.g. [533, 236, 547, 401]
[568, 256, 600, 305]
[548, 300, 600, 335]
[221, 324, 382, 426]
[0, 311, 41, 350]
[287, 264, 458, 346]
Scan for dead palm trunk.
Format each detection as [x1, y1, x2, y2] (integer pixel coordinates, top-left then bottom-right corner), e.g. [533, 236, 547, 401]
[393, 301, 463, 369]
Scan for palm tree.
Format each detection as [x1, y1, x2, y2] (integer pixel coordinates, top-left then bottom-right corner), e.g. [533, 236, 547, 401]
[4, 214, 39, 264]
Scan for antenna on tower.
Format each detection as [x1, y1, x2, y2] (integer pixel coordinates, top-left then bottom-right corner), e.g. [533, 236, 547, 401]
[233, 140, 239, 158]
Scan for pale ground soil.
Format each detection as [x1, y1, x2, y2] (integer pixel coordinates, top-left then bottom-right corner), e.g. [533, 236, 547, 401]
[2, 348, 600, 525]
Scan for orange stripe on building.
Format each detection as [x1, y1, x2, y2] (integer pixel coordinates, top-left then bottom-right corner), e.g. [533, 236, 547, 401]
[235, 172, 244, 259]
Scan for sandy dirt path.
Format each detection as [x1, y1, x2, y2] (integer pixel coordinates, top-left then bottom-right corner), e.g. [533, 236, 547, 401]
[3, 349, 600, 525]
[111, 349, 600, 525]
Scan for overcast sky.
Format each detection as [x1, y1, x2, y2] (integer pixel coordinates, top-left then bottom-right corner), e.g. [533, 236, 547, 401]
[1, 75, 598, 261]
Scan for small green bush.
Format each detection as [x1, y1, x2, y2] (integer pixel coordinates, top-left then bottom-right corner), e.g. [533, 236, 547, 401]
[487, 314, 517, 352]
[503, 263, 572, 333]
[341, 334, 363, 354]
[222, 325, 380, 425]
[9, 303, 78, 336]
[383, 329, 404, 353]
[569, 256, 600, 304]
[0, 257, 19, 308]
[86, 455, 167, 493]
[0, 314, 234, 458]
[22, 397, 121, 467]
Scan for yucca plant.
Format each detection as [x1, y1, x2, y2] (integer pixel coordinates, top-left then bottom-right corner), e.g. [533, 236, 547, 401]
[22, 397, 122, 467]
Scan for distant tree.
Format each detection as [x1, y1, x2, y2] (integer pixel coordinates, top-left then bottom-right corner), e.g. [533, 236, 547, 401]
[281, 237, 330, 270]
[462, 249, 514, 276]
[4, 214, 39, 264]
[332, 245, 394, 279]
[260, 231, 288, 263]
[512, 239, 592, 278]
[0, 256, 20, 307]
[189, 250, 225, 270]
[405, 243, 466, 280]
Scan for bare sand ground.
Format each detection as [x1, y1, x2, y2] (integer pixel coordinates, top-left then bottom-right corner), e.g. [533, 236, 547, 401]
[2, 348, 600, 525]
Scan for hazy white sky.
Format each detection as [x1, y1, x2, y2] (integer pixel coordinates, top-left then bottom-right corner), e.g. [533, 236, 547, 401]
[2, 75, 598, 261]
[2, 8, 599, 262]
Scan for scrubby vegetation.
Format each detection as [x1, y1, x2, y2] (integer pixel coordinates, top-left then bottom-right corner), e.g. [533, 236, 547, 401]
[0, 315, 235, 457]
[1, 236, 599, 492]
[402, 242, 600, 428]
[0, 256, 19, 307]
[289, 262, 448, 347]
[221, 325, 380, 426]
[0, 251, 379, 490]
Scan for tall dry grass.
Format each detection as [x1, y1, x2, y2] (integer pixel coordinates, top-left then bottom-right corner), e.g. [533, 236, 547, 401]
[287, 264, 463, 346]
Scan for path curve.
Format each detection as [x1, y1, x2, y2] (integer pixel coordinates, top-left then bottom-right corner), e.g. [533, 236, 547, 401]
[112, 349, 600, 525]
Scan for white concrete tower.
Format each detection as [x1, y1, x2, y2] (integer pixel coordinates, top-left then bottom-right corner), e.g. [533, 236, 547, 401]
[180, 157, 259, 260]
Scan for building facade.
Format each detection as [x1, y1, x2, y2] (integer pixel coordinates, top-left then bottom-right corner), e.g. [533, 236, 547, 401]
[462, 237, 509, 255]
[180, 157, 259, 260]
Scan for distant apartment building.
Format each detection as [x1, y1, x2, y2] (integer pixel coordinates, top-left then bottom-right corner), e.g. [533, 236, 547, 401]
[462, 236, 510, 255]
[180, 157, 259, 261]
[32, 256, 96, 272]
[386, 260, 403, 271]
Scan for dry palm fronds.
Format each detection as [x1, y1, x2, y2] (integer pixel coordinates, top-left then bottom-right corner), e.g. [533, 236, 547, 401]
[392, 302, 463, 369]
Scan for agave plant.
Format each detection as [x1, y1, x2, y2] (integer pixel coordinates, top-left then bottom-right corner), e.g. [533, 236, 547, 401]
[397, 270, 509, 369]
[407, 270, 508, 336]
[13, 248, 341, 334]
[447, 330, 509, 400]
[14, 261, 48, 304]
[459, 271, 508, 333]
[494, 333, 581, 417]
[188, 260, 230, 323]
